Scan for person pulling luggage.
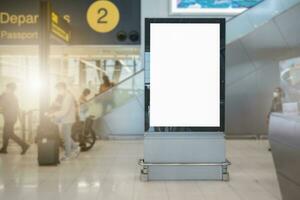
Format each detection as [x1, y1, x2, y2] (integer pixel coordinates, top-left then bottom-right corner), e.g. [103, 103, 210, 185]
[0, 82, 30, 155]
[47, 82, 80, 161]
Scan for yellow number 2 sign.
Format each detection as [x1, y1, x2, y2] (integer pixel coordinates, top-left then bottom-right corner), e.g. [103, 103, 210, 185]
[87, 0, 120, 33]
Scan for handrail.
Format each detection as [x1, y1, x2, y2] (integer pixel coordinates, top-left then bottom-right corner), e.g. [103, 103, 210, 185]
[24, 109, 39, 115]
[226, 0, 300, 44]
[83, 68, 144, 104]
[226, 0, 265, 22]
[17, 69, 144, 116]
[138, 159, 231, 167]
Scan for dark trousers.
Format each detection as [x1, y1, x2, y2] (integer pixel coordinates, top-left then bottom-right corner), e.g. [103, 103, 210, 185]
[2, 120, 26, 150]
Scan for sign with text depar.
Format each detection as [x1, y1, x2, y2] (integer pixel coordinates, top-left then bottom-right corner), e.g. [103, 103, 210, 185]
[0, 0, 140, 45]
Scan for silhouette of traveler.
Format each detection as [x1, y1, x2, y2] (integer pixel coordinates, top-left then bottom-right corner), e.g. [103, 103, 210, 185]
[268, 87, 284, 120]
[99, 75, 115, 113]
[267, 87, 285, 151]
[49, 82, 80, 161]
[79, 88, 91, 105]
[79, 88, 91, 121]
[99, 75, 115, 94]
[0, 83, 29, 155]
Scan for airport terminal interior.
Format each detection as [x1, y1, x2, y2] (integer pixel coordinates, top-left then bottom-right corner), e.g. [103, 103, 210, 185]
[1, 0, 300, 200]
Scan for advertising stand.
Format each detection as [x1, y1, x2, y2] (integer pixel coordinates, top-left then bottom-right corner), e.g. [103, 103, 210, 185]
[140, 18, 230, 181]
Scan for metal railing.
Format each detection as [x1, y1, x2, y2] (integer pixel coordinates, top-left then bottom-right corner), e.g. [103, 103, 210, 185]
[138, 159, 231, 167]
[226, 0, 300, 43]
[138, 159, 231, 182]
[83, 68, 144, 105]
[226, 0, 265, 22]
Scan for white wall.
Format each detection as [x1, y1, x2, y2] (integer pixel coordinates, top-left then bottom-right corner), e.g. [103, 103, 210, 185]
[141, 0, 300, 136]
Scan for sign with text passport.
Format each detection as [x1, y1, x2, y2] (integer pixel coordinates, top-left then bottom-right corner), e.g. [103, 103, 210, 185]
[0, 0, 140, 45]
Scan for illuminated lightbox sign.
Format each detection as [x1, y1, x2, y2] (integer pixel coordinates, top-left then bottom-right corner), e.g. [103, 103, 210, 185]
[145, 18, 225, 132]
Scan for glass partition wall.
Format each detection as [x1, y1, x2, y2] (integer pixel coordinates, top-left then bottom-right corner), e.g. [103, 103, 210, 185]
[0, 45, 141, 142]
[49, 46, 141, 102]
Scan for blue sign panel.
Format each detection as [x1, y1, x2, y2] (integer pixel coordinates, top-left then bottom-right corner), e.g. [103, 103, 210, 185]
[171, 0, 264, 15]
[178, 0, 263, 9]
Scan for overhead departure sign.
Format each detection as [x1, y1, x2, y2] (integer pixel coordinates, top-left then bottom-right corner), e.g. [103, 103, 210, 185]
[0, 12, 39, 42]
[0, 0, 140, 45]
[51, 11, 71, 43]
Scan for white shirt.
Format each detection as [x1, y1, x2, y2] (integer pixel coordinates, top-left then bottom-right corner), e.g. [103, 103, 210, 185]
[53, 92, 76, 124]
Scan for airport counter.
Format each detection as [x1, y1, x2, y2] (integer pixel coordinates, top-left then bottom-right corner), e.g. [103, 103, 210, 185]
[269, 113, 300, 200]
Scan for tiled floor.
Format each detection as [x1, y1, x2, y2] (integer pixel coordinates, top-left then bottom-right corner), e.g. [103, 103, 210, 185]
[0, 140, 281, 200]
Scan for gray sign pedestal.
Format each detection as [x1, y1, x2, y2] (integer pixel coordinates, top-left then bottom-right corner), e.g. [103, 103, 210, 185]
[140, 132, 230, 181]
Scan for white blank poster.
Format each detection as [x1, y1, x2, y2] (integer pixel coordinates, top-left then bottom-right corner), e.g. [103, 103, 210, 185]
[150, 23, 220, 127]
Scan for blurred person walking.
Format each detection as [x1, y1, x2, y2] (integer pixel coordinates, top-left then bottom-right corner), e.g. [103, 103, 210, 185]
[48, 82, 80, 161]
[0, 83, 29, 155]
[79, 88, 91, 121]
[79, 88, 91, 104]
[99, 75, 115, 94]
[268, 87, 284, 119]
[99, 75, 115, 113]
[267, 87, 285, 151]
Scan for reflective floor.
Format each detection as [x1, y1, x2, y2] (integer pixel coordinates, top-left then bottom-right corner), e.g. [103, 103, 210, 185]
[0, 140, 281, 200]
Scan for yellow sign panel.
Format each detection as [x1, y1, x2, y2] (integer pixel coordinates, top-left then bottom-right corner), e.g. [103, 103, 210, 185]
[51, 11, 71, 43]
[86, 0, 120, 33]
[51, 12, 58, 24]
[51, 22, 70, 42]
[0, 12, 39, 27]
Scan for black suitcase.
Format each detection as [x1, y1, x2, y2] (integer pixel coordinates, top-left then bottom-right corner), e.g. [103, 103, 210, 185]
[38, 138, 59, 165]
[36, 119, 60, 166]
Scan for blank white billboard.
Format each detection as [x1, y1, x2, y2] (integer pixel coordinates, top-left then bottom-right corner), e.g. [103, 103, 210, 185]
[149, 23, 221, 128]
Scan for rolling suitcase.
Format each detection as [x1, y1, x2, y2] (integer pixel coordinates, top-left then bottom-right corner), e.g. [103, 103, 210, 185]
[37, 138, 59, 165]
[36, 119, 60, 166]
